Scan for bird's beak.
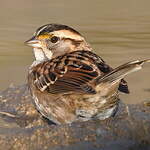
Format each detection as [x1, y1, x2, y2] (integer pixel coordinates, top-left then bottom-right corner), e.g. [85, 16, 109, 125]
[25, 36, 42, 48]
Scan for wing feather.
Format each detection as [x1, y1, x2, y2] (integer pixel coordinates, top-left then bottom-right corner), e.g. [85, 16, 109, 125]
[30, 50, 129, 94]
[31, 50, 104, 94]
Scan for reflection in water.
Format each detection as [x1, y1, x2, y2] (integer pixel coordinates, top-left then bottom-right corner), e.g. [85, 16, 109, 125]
[0, 0, 150, 104]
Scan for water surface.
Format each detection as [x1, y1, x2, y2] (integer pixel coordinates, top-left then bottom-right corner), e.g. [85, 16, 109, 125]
[0, 0, 150, 104]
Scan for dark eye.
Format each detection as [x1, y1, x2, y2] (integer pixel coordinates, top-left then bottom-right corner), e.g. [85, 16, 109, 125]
[50, 36, 59, 43]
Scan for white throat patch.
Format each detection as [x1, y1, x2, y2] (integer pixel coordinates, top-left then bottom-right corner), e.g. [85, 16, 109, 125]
[33, 48, 46, 61]
[33, 48, 53, 61]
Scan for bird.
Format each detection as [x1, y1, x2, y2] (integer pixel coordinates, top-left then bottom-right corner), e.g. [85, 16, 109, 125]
[25, 23, 150, 124]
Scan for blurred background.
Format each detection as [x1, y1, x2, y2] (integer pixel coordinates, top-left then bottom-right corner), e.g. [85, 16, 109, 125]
[0, 0, 150, 104]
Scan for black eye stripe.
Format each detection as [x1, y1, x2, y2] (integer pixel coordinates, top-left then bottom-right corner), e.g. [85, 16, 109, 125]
[51, 36, 59, 43]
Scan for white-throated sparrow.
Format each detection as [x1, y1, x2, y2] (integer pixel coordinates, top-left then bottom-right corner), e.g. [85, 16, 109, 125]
[25, 24, 150, 124]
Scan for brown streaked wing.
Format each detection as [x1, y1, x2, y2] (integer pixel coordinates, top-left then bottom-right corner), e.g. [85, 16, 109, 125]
[32, 50, 103, 94]
[47, 60, 98, 94]
[47, 64, 98, 94]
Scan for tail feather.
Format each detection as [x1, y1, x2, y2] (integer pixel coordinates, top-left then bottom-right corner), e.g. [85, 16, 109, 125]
[97, 59, 150, 84]
[118, 79, 130, 94]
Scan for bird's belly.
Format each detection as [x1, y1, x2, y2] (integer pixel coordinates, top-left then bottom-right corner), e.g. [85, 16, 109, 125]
[32, 92, 77, 124]
[74, 93, 119, 121]
[31, 88, 119, 124]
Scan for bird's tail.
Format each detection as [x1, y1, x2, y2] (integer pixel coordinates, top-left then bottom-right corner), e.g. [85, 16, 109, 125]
[96, 59, 150, 85]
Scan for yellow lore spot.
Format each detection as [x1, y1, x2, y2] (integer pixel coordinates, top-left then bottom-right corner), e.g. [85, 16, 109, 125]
[38, 34, 53, 39]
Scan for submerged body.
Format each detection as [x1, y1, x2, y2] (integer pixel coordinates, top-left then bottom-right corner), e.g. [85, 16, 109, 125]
[26, 24, 149, 124]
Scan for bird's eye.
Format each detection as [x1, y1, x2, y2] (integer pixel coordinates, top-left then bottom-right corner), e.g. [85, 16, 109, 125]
[50, 36, 59, 43]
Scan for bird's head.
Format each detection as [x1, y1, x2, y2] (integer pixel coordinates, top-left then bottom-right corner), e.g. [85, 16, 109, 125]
[25, 24, 92, 61]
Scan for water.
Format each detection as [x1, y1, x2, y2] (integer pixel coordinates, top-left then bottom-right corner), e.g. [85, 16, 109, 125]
[0, 0, 150, 104]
